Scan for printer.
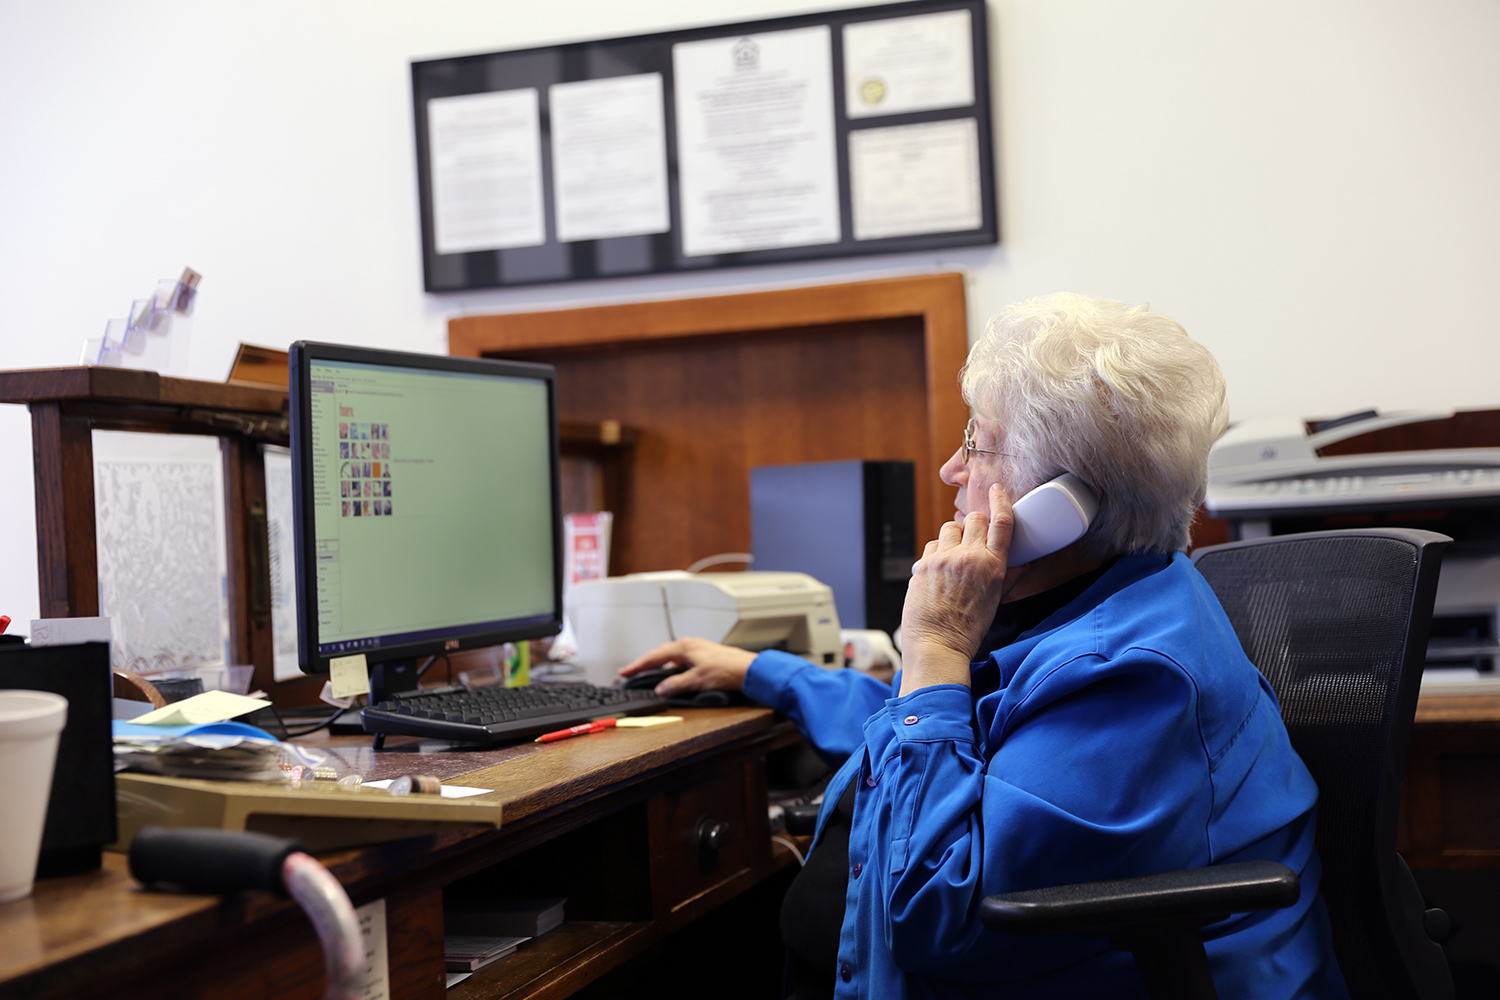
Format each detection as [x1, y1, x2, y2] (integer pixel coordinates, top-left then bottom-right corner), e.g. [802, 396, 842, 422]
[1206, 409, 1500, 525]
[1205, 408, 1500, 692]
[565, 571, 843, 685]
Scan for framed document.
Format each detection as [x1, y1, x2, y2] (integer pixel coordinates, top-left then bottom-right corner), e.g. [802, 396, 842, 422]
[411, 0, 996, 291]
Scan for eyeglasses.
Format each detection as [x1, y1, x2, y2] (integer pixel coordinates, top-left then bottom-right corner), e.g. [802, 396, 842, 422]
[963, 418, 1012, 464]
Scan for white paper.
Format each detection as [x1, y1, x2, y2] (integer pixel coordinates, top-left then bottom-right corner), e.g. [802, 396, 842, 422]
[129, 689, 271, 726]
[353, 898, 391, 1000]
[28, 616, 113, 647]
[850, 118, 982, 241]
[264, 447, 302, 683]
[550, 74, 670, 243]
[428, 90, 546, 254]
[673, 26, 841, 256]
[844, 9, 976, 119]
[362, 779, 494, 799]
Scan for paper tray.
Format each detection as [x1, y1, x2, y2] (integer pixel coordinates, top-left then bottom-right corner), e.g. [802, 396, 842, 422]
[115, 773, 504, 853]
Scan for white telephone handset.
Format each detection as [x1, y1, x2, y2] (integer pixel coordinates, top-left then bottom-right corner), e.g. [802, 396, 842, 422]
[1006, 473, 1099, 565]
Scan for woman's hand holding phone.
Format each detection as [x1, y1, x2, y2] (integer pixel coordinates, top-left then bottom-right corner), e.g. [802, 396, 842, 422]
[898, 483, 1015, 695]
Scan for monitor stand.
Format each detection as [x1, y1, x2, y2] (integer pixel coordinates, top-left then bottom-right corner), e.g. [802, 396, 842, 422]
[368, 658, 423, 703]
[368, 659, 424, 748]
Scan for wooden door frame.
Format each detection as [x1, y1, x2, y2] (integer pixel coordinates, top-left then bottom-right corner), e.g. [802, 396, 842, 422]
[448, 272, 971, 542]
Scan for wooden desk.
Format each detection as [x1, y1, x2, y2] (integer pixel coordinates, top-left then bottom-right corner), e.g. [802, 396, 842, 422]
[0, 706, 801, 1000]
[3, 693, 1494, 998]
[1401, 691, 1500, 870]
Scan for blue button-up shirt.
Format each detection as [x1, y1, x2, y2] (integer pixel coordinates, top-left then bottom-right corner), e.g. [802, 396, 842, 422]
[745, 552, 1348, 1000]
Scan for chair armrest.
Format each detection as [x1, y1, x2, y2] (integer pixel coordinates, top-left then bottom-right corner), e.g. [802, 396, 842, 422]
[979, 860, 1299, 938]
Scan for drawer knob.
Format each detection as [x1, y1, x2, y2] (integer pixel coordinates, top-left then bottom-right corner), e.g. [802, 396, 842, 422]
[695, 816, 732, 871]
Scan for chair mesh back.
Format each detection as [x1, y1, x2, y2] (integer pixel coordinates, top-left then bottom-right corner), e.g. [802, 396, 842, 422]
[1193, 532, 1438, 1000]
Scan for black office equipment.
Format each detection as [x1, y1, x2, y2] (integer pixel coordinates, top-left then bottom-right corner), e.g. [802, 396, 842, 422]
[288, 342, 564, 728]
[360, 681, 666, 744]
[979, 528, 1455, 1000]
[751, 459, 915, 635]
[411, 0, 996, 291]
[0, 641, 115, 877]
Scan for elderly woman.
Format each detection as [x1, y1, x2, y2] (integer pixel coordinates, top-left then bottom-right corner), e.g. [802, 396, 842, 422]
[621, 294, 1346, 999]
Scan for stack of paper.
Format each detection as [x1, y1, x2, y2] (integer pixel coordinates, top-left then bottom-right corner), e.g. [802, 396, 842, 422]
[445, 897, 567, 938]
[113, 730, 286, 781]
[443, 935, 529, 973]
[112, 690, 302, 782]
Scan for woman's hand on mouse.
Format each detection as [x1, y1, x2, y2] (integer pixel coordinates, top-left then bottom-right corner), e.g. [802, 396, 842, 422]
[619, 639, 755, 697]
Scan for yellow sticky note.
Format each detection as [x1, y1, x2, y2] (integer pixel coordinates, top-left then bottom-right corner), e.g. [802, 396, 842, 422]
[132, 690, 271, 726]
[329, 653, 370, 699]
[615, 715, 684, 728]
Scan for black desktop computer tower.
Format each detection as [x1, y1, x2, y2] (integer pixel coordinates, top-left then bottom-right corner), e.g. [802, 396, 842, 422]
[751, 460, 916, 636]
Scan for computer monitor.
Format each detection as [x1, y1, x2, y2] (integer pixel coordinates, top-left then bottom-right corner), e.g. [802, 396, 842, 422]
[288, 342, 562, 694]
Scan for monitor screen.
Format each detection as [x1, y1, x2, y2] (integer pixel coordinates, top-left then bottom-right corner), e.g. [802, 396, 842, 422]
[289, 342, 562, 676]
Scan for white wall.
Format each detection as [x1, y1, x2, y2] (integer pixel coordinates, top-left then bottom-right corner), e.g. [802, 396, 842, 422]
[2, 0, 1497, 628]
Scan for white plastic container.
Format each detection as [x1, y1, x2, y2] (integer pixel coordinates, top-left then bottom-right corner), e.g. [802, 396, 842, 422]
[0, 690, 69, 902]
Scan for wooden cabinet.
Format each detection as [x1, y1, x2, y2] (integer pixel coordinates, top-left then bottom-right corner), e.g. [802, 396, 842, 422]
[1400, 693, 1500, 869]
[0, 367, 303, 701]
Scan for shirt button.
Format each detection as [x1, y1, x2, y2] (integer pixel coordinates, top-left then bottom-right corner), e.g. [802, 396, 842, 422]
[903, 715, 919, 725]
[840, 964, 852, 982]
[865, 775, 877, 787]
[852, 862, 862, 877]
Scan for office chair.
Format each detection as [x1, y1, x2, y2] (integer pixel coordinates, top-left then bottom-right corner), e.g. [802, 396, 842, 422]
[980, 528, 1455, 1000]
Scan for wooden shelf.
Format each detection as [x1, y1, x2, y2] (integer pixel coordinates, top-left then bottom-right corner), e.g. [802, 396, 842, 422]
[0, 365, 288, 415]
[449, 922, 646, 1000]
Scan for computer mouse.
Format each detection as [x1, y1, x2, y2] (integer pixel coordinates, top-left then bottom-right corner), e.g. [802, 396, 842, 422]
[621, 667, 685, 691]
[621, 667, 745, 707]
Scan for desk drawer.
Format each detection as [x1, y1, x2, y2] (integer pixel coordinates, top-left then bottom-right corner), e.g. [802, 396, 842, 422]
[649, 755, 771, 921]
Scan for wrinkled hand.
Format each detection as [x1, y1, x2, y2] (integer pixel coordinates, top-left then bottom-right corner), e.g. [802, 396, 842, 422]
[618, 638, 755, 698]
[898, 484, 1016, 694]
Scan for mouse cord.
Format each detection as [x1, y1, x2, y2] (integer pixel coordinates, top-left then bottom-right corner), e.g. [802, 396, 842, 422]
[772, 835, 806, 866]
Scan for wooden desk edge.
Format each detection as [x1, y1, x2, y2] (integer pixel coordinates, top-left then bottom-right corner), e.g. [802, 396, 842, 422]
[1414, 690, 1500, 726]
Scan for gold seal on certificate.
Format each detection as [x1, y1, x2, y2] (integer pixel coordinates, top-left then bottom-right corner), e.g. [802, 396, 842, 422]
[859, 77, 887, 107]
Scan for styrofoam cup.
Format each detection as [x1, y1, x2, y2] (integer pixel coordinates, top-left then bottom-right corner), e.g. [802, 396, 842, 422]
[0, 690, 68, 903]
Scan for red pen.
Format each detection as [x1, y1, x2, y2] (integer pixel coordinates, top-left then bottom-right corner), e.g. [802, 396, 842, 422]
[535, 718, 618, 743]
[0, 616, 10, 634]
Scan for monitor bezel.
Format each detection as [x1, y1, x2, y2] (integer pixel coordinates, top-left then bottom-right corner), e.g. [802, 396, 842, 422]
[288, 340, 564, 677]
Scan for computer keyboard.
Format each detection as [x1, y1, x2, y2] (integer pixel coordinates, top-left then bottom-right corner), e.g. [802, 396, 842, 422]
[360, 681, 670, 744]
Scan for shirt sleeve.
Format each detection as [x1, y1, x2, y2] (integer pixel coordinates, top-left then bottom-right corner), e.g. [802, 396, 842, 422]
[860, 650, 1222, 983]
[744, 649, 894, 764]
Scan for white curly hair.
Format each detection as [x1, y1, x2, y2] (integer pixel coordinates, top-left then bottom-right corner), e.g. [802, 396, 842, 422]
[960, 293, 1229, 557]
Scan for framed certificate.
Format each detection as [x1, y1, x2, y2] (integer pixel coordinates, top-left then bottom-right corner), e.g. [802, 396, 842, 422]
[411, 0, 996, 291]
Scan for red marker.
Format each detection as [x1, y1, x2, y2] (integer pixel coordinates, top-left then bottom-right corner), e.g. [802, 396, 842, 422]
[535, 718, 617, 743]
[0, 616, 10, 634]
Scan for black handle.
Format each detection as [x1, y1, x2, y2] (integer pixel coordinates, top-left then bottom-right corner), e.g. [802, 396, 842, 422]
[129, 827, 304, 896]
